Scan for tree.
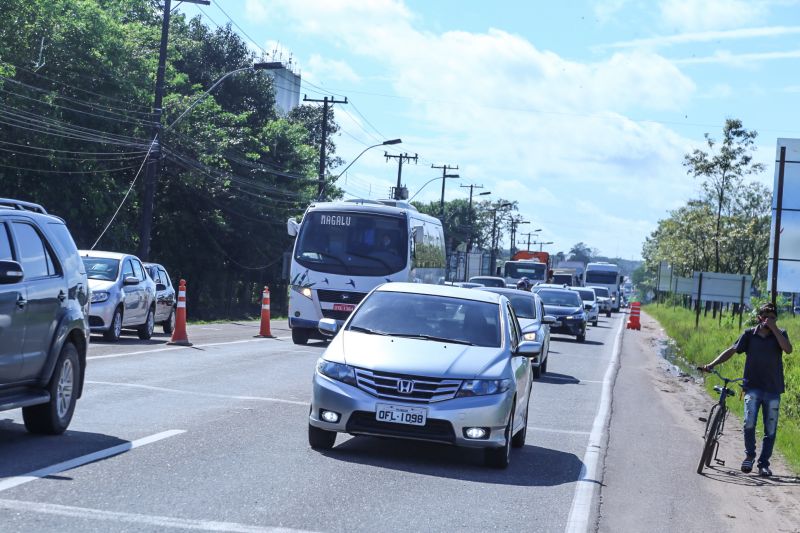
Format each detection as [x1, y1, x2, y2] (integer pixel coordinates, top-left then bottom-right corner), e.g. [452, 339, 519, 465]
[568, 242, 597, 264]
[683, 119, 765, 271]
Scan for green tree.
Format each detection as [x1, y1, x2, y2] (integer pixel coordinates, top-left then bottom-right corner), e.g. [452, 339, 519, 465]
[568, 242, 597, 264]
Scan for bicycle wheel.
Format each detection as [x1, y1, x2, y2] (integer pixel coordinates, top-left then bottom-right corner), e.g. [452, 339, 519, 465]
[697, 408, 724, 474]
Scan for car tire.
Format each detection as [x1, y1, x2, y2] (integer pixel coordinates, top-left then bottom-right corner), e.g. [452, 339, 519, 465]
[308, 423, 336, 450]
[163, 308, 176, 335]
[292, 327, 309, 345]
[577, 331, 586, 342]
[541, 355, 548, 374]
[485, 406, 513, 469]
[103, 307, 123, 342]
[592, 319, 598, 327]
[606, 310, 611, 317]
[138, 307, 155, 340]
[532, 364, 542, 379]
[511, 408, 528, 449]
[22, 342, 80, 435]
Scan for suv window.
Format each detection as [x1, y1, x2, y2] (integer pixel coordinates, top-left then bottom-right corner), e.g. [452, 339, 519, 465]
[122, 259, 135, 279]
[158, 267, 171, 287]
[12, 222, 58, 278]
[48, 222, 85, 276]
[0, 223, 13, 261]
[132, 259, 146, 281]
[146, 265, 160, 284]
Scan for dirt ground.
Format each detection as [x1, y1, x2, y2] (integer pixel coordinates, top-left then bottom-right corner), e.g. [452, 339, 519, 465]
[637, 310, 800, 532]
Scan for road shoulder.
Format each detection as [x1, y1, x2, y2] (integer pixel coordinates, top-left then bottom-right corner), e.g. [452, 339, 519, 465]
[598, 310, 800, 533]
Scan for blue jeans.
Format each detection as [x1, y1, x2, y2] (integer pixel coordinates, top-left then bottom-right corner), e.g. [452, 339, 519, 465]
[743, 389, 781, 468]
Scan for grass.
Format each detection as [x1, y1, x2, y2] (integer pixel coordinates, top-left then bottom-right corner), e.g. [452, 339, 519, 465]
[645, 304, 800, 473]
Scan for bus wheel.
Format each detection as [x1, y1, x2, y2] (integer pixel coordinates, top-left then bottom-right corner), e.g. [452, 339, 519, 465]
[292, 328, 310, 345]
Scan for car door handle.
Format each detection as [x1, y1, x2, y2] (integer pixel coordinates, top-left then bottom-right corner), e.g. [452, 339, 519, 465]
[16, 294, 27, 309]
[58, 290, 67, 302]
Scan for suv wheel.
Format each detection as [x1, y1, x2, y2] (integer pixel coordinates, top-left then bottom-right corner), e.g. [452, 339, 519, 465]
[103, 308, 123, 342]
[163, 308, 176, 335]
[138, 307, 155, 340]
[23, 342, 79, 434]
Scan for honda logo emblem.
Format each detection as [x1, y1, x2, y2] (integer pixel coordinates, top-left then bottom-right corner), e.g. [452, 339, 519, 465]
[397, 379, 415, 394]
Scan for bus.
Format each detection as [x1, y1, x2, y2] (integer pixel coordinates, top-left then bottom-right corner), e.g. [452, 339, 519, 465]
[504, 259, 547, 287]
[286, 199, 446, 344]
[584, 262, 623, 312]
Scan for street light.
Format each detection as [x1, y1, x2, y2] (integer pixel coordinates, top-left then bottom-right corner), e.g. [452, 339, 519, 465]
[321, 138, 402, 200]
[533, 241, 553, 252]
[408, 174, 460, 201]
[489, 202, 513, 275]
[508, 217, 529, 256]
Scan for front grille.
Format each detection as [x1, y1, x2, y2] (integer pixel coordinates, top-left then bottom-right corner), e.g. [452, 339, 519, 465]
[317, 289, 367, 305]
[346, 411, 456, 444]
[89, 316, 105, 327]
[354, 368, 462, 404]
[321, 309, 353, 320]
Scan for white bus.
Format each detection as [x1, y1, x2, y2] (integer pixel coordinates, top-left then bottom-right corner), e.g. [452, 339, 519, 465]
[584, 262, 623, 312]
[286, 199, 446, 344]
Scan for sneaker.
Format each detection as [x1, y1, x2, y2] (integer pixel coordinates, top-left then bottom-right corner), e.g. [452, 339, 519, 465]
[741, 457, 755, 473]
[758, 466, 772, 477]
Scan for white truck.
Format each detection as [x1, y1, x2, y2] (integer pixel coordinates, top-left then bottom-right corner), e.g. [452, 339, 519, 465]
[584, 262, 623, 312]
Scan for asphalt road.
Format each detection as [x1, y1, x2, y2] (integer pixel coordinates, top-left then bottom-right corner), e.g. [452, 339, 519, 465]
[0, 315, 624, 532]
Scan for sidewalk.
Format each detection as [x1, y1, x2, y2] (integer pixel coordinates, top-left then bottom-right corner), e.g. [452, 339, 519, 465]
[598, 311, 800, 533]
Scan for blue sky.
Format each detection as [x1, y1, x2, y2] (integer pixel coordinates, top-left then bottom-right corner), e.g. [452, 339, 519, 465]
[178, 0, 800, 260]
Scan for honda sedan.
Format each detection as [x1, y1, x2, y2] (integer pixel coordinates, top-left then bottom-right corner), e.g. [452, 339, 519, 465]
[308, 282, 538, 468]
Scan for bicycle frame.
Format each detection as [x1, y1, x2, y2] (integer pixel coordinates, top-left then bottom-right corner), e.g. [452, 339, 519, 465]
[698, 369, 744, 472]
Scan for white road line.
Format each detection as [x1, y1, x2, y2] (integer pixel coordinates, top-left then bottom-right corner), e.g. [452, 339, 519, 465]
[0, 499, 315, 533]
[88, 338, 271, 360]
[86, 381, 308, 406]
[0, 430, 184, 493]
[564, 317, 625, 533]
[527, 426, 590, 436]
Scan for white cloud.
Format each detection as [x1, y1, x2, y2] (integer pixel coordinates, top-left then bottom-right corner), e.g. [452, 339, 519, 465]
[602, 25, 800, 49]
[306, 54, 361, 83]
[674, 48, 800, 65]
[244, 0, 268, 23]
[594, 0, 632, 23]
[659, 0, 768, 32]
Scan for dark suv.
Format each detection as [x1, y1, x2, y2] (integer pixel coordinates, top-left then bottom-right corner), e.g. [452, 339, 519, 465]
[0, 198, 89, 434]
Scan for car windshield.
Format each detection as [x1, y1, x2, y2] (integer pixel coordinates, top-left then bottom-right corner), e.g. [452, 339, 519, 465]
[537, 289, 582, 307]
[576, 290, 595, 301]
[348, 291, 501, 347]
[82, 257, 120, 281]
[591, 287, 609, 298]
[585, 270, 618, 284]
[505, 262, 546, 279]
[507, 294, 536, 319]
[470, 277, 504, 287]
[294, 211, 408, 276]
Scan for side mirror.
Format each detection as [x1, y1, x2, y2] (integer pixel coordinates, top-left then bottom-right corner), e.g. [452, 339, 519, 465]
[542, 315, 557, 325]
[287, 217, 300, 237]
[516, 340, 540, 357]
[123, 276, 140, 286]
[0, 260, 24, 284]
[156, 283, 167, 292]
[318, 318, 339, 337]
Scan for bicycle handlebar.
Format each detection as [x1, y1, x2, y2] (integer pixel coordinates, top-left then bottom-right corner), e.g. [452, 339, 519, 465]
[696, 366, 745, 384]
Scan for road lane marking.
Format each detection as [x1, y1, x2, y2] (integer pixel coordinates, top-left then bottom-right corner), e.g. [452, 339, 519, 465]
[527, 426, 590, 436]
[564, 316, 625, 533]
[88, 338, 287, 360]
[0, 499, 315, 532]
[0, 430, 185, 493]
[86, 381, 308, 406]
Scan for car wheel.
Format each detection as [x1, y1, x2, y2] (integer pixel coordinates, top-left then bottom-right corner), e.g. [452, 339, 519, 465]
[532, 364, 542, 379]
[163, 308, 176, 335]
[292, 327, 309, 345]
[23, 342, 80, 435]
[606, 310, 611, 317]
[308, 423, 336, 450]
[103, 307, 123, 342]
[138, 307, 155, 340]
[511, 402, 528, 449]
[577, 330, 586, 342]
[485, 406, 513, 468]
[541, 355, 548, 374]
[593, 319, 598, 327]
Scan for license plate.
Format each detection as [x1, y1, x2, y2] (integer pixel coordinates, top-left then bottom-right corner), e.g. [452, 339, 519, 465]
[332, 303, 356, 312]
[375, 403, 427, 426]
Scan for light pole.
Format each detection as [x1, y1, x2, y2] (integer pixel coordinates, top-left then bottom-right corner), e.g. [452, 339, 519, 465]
[507, 217, 529, 257]
[518, 228, 542, 251]
[465, 189, 490, 253]
[489, 202, 512, 276]
[323, 138, 401, 200]
[532, 240, 553, 252]
[408, 174, 460, 202]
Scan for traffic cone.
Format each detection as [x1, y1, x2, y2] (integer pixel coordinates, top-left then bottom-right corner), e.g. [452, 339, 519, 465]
[255, 286, 275, 338]
[167, 279, 192, 346]
[626, 302, 641, 331]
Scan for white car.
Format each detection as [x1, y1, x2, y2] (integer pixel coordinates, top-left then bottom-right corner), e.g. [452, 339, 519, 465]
[572, 287, 599, 327]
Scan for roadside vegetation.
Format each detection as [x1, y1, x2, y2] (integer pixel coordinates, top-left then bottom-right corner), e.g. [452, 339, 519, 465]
[646, 304, 800, 473]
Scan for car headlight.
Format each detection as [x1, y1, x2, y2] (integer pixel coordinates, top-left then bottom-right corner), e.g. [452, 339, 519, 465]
[523, 331, 538, 341]
[90, 291, 109, 303]
[316, 359, 357, 386]
[457, 379, 511, 397]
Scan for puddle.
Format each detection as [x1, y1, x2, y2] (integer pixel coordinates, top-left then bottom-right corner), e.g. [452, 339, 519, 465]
[658, 338, 704, 382]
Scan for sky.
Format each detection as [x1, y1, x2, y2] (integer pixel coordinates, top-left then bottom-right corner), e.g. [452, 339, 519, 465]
[177, 0, 800, 260]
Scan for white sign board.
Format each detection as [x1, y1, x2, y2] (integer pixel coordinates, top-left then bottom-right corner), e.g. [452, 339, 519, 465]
[767, 138, 800, 292]
[673, 277, 693, 295]
[657, 261, 672, 291]
[692, 272, 752, 304]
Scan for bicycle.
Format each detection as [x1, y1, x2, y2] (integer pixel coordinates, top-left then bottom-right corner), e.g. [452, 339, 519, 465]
[696, 367, 745, 475]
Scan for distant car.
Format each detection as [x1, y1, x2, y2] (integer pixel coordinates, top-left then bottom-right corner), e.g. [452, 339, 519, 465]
[478, 287, 555, 378]
[144, 262, 177, 334]
[452, 281, 484, 288]
[587, 285, 612, 317]
[469, 276, 506, 288]
[80, 250, 157, 341]
[309, 282, 538, 468]
[0, 198, 89, 434]
[533, 287, 587, 342]
[572, 287, 599, 327]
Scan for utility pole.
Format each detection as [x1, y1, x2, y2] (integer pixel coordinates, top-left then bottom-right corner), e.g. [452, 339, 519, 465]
[303, 95, 348, 199]
[519, 232, 535, 251]
[460, 184, 486, 252]
[138, 0, 209, 262]
[507, 216, 528, 257]
[431, 164, 458, 218]
[386, 152, 418, 200]
[488, 202, 511, 276]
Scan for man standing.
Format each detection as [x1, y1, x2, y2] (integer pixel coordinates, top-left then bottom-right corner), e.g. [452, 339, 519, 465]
[702, 302, 793, 476]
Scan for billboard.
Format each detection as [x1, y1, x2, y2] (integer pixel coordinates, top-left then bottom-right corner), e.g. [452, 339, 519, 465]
[692, 272, 752, 304]
[673, 277, 693, 295]
[657, 261, 672, 291]
[767, 138, 800, 293]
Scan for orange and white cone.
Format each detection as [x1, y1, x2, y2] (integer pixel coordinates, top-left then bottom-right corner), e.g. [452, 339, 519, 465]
[255, 286, 275, 338]
[168, 279, 192, 346]
[626, 302, 641, 331]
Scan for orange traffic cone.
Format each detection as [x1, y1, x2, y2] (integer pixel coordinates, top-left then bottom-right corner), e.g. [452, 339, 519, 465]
[167, 279, 192, 346]
[626, 302, 641, 330]
[255, 286, 275, 338]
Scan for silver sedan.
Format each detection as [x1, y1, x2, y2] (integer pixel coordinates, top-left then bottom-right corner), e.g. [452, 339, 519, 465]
[308, 282, 537, 468]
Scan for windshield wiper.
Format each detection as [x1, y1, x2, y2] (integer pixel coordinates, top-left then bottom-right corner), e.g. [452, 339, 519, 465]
[348, 325, 389, 336]
[301, 251, 351, 273]
[392, 333, 475, 346]
[346, 251, 394, 271]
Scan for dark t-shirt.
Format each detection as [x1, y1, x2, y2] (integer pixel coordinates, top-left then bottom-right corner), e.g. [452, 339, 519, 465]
[733, 326, 790, 394]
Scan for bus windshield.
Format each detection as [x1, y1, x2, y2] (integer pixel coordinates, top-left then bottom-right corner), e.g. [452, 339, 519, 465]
[585, 270, 619, 284]
[294, 211, 408, 276]
[505, 262, 546, 279]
